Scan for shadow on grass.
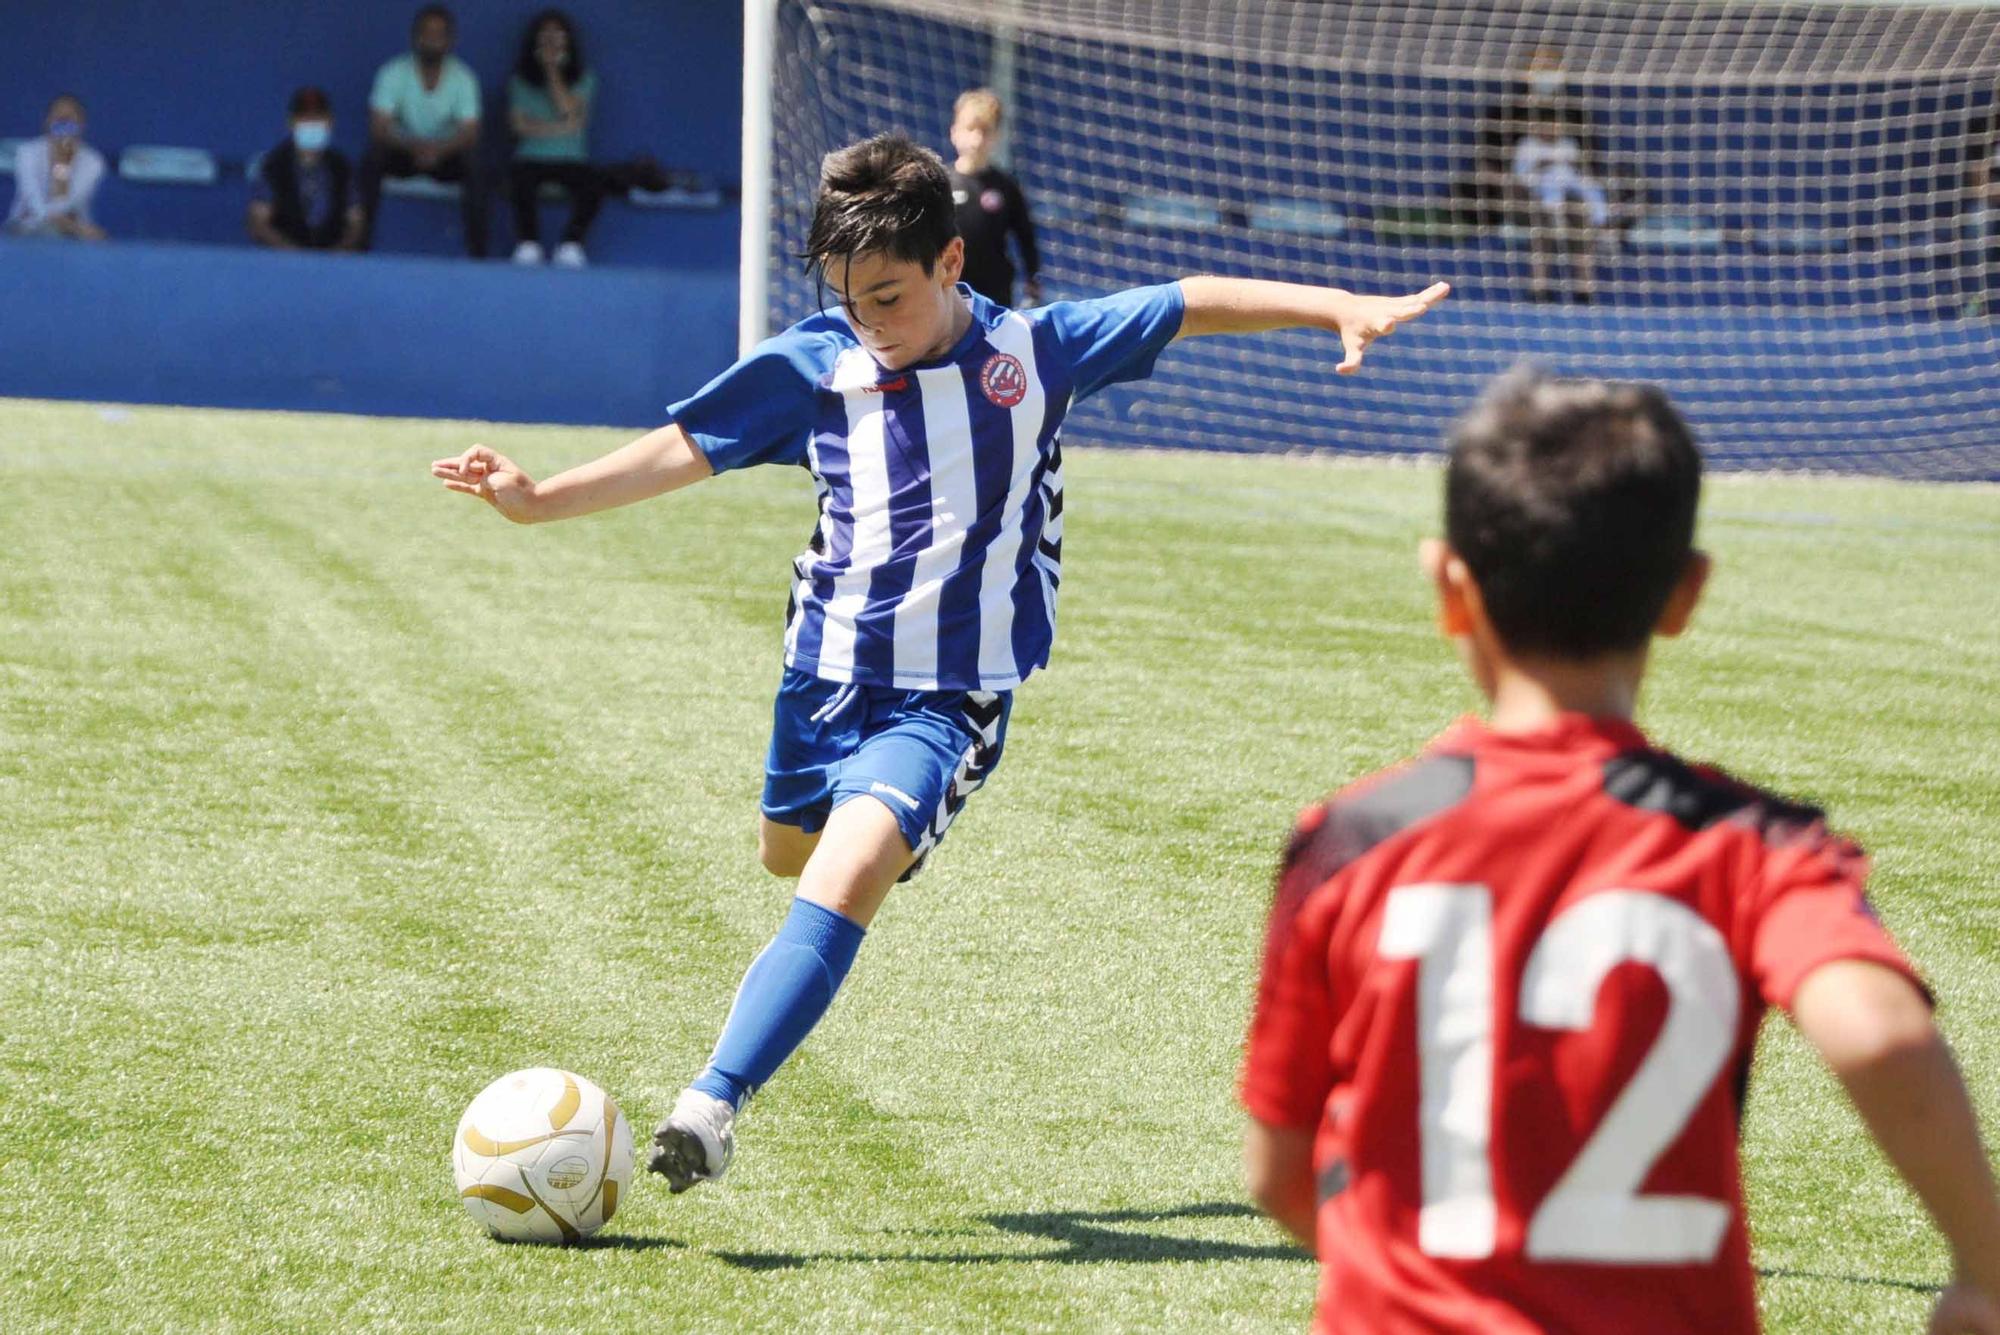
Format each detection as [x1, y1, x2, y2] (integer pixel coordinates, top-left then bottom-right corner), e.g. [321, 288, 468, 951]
[709, 1208, 1954, 1292]
[714, 1199, 1303, 1271]
[488, 1233, 688, 1253]
[1757, 1266, 1944, 1297]
[573, 1234, 689, 1253]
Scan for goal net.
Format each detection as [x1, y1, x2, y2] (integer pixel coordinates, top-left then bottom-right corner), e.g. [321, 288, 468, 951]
[748, 0, 2000, 480]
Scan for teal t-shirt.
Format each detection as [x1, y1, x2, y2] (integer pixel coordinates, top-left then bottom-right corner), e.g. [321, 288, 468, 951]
[509, 71, 596, 162]
[370, 54, 481, 142]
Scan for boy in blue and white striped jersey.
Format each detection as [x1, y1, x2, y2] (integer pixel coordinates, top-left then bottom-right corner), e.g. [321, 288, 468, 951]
[431, 133, 1450, 1195]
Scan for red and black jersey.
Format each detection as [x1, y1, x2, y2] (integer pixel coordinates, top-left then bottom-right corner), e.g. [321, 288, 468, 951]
[1241, 714, 1925, 1335]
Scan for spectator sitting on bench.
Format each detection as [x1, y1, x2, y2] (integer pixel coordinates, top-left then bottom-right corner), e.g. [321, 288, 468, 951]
[1455, 48, 1620, 233]
[5, 94, 108, 241]
[1514, 103, 1610, 303]
[249, 87, 363, 252]
[508, 9, 603, 268]
[358, 3, 491, 258]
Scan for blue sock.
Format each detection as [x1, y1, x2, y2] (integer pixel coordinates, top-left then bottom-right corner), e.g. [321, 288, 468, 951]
[691, 898, 866, 1111]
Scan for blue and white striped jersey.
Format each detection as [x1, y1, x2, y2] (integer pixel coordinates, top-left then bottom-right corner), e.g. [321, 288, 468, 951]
[669, 282, 1185, 692]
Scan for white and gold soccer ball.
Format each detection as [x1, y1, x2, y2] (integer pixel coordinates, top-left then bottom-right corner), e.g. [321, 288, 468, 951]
[453, 1067, 633, 1243]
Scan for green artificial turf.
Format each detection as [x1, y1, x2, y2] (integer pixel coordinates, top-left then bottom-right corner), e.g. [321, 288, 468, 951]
[1, 397, 1995, 1332]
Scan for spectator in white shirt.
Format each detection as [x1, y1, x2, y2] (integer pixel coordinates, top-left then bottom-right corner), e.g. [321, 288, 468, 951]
[5, 94, 108, 241]
[1513, 105, 1608, 302]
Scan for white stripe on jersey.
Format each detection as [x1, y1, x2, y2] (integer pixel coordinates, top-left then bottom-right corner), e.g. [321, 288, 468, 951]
[816, 350, 894, 681]
[974, 312, 1049, 681]
[892, 364, 979, 684]
[825, 346, 878, 394]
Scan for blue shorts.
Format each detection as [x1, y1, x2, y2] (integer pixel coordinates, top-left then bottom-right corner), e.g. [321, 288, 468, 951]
[761, 668, 1013, 876]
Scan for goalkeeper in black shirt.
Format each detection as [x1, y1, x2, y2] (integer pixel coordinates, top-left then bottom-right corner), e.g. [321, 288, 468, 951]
[947, 88, 1042, 307]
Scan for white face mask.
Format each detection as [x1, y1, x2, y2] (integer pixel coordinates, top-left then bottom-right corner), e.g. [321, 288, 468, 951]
[1529, 71, 1565, 97]
[293, 121, 332, 152]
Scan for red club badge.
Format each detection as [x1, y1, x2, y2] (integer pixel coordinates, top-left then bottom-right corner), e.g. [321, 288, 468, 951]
[981, 353, 1027, 408]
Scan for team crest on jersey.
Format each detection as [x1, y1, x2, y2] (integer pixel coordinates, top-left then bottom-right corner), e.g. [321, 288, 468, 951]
[980, 353, 1027, 407]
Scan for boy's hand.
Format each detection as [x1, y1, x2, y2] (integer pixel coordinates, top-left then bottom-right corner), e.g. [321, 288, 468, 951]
[432, 445, 539, 523]
[1932, 1284, 2000, 1335]
[1329, 281, 1451, 375]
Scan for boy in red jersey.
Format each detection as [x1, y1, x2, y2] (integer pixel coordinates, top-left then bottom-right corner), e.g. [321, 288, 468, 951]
[1239, 367, 2000, 1335]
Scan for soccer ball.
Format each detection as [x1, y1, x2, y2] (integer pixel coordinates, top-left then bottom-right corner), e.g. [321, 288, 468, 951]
[453, 1067, 633, 1243]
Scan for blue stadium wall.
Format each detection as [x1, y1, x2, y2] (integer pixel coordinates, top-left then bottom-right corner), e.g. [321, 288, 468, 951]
[0, 0, 743, 427]
[0, 0, 741, 262]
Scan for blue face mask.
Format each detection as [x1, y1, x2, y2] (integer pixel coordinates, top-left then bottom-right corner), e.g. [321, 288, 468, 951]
[48, 118, 83, 139]
[293, 121, 332, 152]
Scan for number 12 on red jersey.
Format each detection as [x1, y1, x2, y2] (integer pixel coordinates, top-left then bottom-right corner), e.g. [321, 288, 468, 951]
[1378, 884, 1739, 1265]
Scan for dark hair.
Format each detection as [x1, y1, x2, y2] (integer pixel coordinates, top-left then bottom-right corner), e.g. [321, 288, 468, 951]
[413, 4, 454, 34]
[1445, 365, 1702, 658]
[802, 133, 957, 283]
[46, 92, 85, 117]
[515, 9, 585, 87]
[289, 86, 333, 118]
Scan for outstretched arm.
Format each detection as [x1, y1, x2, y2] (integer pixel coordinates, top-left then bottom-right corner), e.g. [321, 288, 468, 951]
[1177, 277, 1451, 374]
[430, 422, 714, 524]
[1792, 960, 2000, 1333]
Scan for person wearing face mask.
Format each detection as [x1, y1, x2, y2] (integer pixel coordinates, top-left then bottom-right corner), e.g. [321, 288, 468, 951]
[357, 4, 491, 258]
[249, 88, 363, 251]
[5, 94, 109, 241]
